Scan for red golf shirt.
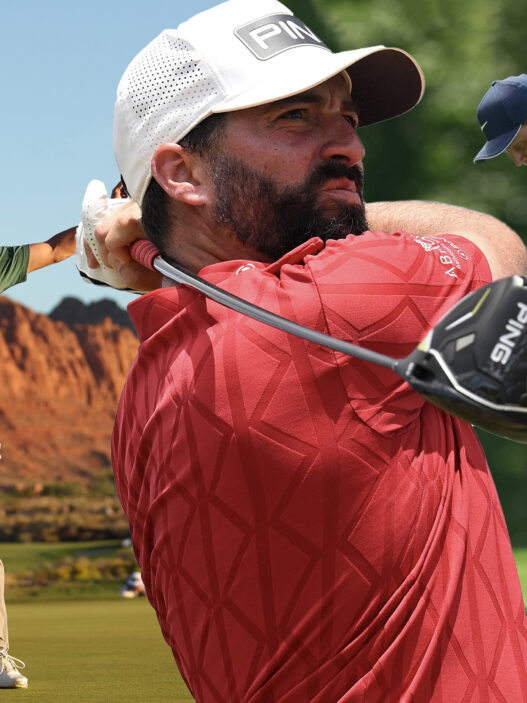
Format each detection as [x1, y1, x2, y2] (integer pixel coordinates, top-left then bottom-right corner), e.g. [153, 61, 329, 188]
[113, 230, 527, 702]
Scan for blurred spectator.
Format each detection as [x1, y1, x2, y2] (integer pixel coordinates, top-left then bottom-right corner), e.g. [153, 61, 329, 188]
[474, 74, 527, 165]
[120, 572, 146, 599]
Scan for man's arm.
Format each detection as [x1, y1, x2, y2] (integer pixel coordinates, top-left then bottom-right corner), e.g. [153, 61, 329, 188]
[27, 226, 77, 273]
[365, 200, 527, 280]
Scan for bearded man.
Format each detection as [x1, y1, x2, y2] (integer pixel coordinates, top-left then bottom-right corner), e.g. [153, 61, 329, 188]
[104, 1, 527, 701]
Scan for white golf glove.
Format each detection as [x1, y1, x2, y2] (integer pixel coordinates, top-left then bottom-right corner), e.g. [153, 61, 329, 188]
[76, 179, 140, 291]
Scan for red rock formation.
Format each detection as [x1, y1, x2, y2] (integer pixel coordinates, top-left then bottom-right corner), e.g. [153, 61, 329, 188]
[0, 296, 138, 486]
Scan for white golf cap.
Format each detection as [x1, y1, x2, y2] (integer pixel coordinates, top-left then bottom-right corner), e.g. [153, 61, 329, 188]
[114, 0, 424, 206]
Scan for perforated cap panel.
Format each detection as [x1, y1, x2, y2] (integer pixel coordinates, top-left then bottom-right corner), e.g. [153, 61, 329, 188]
[114, 31, 223, 204]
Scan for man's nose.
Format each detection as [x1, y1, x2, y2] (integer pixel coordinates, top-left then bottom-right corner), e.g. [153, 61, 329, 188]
[319, 119, 366, 165]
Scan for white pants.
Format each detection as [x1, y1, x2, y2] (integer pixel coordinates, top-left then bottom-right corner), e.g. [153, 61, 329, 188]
[0, 560, 8, 650]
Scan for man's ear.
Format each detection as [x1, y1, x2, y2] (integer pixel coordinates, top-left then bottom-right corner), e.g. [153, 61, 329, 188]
[151, 143, 209, 206]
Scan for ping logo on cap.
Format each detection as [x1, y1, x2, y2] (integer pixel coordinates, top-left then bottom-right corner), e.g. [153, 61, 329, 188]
[235, 14, 329, 60]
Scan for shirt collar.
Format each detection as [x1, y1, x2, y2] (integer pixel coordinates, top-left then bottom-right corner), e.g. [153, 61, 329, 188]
[263, 237, 324, 275]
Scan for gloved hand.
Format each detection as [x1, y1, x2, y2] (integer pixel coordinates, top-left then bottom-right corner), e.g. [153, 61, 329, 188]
[76, 179, 142, 292]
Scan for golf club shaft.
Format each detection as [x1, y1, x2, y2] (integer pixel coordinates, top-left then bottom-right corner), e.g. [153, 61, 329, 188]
[131, 240, 398, 371]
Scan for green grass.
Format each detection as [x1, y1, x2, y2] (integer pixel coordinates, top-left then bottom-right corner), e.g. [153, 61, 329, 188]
[514, 548, 527, 601]
[1, 541, 136, 602]
[7, 599, 194, 702]
[0, 540, 127, 573]
[6, 581, 124, 603]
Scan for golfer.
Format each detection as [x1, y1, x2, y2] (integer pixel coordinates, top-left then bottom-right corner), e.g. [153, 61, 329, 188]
[0, 226, 75, 689]
[105, 1, 527, 700]
[474, 73, 527, 165]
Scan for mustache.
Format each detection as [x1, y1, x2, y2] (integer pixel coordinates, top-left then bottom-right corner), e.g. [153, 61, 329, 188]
[308, 163, 364, 195]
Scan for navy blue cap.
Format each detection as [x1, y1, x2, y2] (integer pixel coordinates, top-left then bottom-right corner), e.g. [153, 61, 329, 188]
[474, 74, 527, 163]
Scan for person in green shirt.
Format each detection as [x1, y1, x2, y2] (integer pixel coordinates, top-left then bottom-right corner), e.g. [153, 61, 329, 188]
[0, 225, 76, 689]
[0, 226, 77, 295]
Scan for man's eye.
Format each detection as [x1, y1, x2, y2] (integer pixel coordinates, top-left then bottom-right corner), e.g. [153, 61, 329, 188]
[343, 114, 358, 128]
[279, 109, 306, 120]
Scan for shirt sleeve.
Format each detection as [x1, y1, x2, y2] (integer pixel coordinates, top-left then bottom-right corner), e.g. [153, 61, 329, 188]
[297, 231, 493, 433]
[307, 231, 492, 359]
[0, 245, 30, 294]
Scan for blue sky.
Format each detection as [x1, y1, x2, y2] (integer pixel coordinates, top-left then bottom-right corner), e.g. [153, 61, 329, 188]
[0, 0, 217, 314]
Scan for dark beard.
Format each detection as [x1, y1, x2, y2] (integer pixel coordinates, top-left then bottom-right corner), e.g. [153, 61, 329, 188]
[210, 156, 369, 261]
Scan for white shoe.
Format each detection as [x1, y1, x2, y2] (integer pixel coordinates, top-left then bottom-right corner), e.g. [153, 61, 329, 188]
[0, 650, 28, 688]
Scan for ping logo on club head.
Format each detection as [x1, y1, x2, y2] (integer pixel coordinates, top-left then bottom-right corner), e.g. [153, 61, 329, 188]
[490, 301, 527, 364]
[234, 14, 329, 60]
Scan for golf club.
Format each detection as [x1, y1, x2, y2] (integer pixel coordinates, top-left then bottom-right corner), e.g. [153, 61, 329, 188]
[131, 239, 527, 443]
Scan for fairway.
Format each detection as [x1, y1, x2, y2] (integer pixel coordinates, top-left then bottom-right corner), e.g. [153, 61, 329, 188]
[7, 599, 194, 702]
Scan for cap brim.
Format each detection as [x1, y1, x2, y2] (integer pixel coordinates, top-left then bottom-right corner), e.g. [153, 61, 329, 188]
[345, 49, 425, 126]
[474, 125, 521, 163]
[214, 46, 424, 127]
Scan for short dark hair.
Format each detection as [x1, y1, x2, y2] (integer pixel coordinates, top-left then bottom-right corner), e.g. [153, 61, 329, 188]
[179, 112, 226, 155]
[142, 113, 226, 251]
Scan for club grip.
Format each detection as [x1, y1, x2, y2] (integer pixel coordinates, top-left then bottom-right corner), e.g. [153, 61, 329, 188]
[130, 239, 161, 271]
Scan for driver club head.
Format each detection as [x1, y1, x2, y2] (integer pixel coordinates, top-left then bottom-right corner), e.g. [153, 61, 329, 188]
[397, 275, 527, 442]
